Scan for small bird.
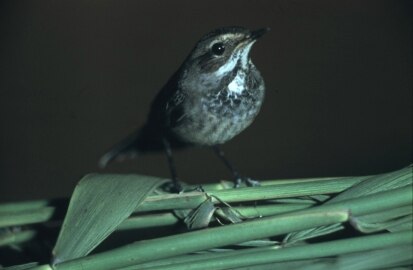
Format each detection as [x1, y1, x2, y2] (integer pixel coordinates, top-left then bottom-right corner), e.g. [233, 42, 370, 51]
[99, 26, 269, 191]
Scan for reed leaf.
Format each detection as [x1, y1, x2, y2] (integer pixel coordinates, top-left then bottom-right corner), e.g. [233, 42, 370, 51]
[51, 174, 167, 264]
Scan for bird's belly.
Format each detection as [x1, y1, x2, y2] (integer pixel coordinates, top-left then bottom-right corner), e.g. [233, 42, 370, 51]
[172, 95, 262, 146]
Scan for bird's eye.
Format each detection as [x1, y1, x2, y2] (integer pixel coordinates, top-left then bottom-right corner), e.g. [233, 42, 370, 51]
[211, 42, 225, 56]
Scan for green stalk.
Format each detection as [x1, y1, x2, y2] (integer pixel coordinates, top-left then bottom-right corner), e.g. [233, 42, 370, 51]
[139, 177, 362, 212]
[150, 231, 412, 270]
[0, 229, 37, 246]
[227, 203, 312, 217]
[27, 265, 53, 270]
[200, 175, 367, 190]
[0, 202, 312, 232]
[52, 186, 411, 270]
[121, 246, 276, 269]
[117, 213, 179, 230]
[0, 207, 55, 228]
[54, 211, 349, 270]
[118, 203, 312, 231]
[0, 200, 50, 212]
[0, 177, 358, 228]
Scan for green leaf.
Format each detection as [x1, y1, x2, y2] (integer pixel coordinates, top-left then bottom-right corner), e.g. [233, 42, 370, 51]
[52, 174, 167, 264]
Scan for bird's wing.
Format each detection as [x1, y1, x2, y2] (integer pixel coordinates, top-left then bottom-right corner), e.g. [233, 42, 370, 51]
[165, 90, 188, 128]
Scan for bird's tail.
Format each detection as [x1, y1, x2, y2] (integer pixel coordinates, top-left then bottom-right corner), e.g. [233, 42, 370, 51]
[98, 131, 142, 168]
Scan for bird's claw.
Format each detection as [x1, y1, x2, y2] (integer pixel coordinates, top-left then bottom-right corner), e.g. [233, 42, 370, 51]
[163, 180, 184, 193]
[234, 176, 260, 188]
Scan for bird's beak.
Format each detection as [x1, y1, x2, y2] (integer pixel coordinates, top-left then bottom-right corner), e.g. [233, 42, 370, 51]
[249, 27, 270, 40]
[235, 27, 270, 54]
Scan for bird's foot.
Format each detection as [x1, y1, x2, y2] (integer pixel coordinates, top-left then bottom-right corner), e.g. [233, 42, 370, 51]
[182, 185, 205, 193]
[234, 176, 261, 188]
[163, 180, 184, 194]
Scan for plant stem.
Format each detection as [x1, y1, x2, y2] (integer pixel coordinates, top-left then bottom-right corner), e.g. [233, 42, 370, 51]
[53, 185, 411, 270]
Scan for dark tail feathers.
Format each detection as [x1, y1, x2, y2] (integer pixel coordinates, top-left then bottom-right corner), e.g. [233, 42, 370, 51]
[98, 131, 141, 168]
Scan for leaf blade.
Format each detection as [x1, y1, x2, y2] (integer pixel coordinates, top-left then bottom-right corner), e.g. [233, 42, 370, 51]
[52, 174, 167, 264]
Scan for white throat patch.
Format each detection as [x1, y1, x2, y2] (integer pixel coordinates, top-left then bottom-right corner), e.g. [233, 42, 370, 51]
[214, 41, 255, 77]
[228, 71, 246, 94]
[240, 42, 254, 68]
[214, 55, 238, 77]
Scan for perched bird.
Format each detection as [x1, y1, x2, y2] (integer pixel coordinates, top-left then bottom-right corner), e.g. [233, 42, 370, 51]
[99, 26, 269, 191]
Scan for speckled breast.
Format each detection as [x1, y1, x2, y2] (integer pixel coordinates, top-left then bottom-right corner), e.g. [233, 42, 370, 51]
[172, 72, 265, 146]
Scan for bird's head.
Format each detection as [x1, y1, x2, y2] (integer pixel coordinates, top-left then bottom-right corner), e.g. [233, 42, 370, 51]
[180, 26, 269, 91]
[186, 26, 269, 74]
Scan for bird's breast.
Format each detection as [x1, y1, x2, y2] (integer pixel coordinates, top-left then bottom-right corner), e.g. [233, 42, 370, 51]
[171, 69, 265, 146]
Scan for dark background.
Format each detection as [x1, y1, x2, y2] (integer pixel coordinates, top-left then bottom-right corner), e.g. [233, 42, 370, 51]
[0, 0, 411, 202]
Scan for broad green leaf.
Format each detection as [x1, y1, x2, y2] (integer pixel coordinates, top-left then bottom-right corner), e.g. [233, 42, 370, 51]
[52, 174, 167, 264]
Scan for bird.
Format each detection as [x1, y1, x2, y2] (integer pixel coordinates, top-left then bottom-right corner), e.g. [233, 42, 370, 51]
[99, 26, 269, 191]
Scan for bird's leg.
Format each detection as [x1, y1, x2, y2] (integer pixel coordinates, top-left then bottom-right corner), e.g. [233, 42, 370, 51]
[212, 145, 260, 188]
[162, 138, 183, 192]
